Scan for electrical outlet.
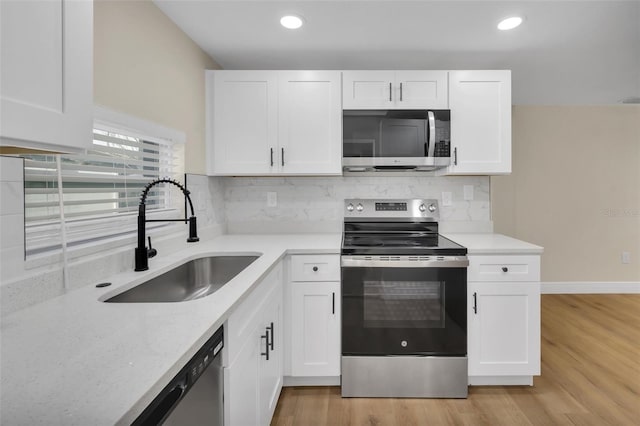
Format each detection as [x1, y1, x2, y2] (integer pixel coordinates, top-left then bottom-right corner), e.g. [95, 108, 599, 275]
[267, 192, 277, 207]
[442, 192, 452, 207]
[463, 185, 474, 201]
[622, 251, 631, 264]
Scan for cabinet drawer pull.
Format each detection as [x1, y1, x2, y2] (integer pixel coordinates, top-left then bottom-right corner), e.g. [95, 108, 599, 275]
[502, 267, 509, 273]
[400, 82, 403, 101]
[453, 147, 458, 165]
[270, 148, 274, 167]
[312, 266, 318, 272]
[473, 292, 478, 314]
[389, 82, 392, 101]
[281, 147, 285, 166]
[332, 292, 335, 315]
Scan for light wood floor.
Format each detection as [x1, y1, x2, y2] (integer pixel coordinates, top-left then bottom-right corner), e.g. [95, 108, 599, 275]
[272, 294, 640, 426]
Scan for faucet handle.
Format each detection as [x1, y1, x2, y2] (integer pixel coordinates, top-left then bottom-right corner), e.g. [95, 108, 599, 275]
[147, 236, 157, 258]
[187, 216, 199, 243]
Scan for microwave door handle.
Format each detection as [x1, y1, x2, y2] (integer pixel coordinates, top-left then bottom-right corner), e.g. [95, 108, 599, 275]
[427, 111, 436, 157]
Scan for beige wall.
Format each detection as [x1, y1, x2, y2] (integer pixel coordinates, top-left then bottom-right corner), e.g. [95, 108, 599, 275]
[94, 0, 220, 174]
[492, 106, 640, 282]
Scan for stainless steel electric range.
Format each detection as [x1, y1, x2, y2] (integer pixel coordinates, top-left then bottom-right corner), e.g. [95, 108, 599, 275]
[340, 199, 469, 398]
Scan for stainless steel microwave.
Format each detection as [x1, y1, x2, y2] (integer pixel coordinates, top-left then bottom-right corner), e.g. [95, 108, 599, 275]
[343, 110, 451, 172]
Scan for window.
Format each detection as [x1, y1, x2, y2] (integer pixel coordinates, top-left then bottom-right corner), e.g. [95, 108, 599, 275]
[22, 108, 185, 256]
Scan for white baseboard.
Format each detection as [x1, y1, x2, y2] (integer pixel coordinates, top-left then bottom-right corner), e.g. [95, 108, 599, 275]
[468, 376, 533, 386]
[541, 281, 640, 294]
[283, 376, 341, 387]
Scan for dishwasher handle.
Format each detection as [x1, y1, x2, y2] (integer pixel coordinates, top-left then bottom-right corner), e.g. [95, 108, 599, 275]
[138, 382, 186, 426]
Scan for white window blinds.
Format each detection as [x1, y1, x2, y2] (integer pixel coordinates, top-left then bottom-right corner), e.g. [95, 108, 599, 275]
[23, 119, 184, 255]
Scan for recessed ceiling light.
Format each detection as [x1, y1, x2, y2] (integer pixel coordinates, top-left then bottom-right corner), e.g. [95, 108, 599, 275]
[497, 16, 523, 31]
[280, 15, 304, 30]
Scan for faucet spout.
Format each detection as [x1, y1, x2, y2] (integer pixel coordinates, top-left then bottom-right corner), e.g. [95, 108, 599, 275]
[135, 178, 199, 271]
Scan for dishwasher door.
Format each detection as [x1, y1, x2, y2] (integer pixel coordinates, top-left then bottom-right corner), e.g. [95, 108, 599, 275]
[163, 353, 223, 426]
[133, 326, 224, 426]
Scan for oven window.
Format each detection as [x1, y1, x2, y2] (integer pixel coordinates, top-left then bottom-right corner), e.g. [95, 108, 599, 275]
[363, 280, 445, 329]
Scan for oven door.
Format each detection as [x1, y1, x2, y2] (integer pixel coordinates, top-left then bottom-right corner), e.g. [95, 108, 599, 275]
[341, 256, 467, 356]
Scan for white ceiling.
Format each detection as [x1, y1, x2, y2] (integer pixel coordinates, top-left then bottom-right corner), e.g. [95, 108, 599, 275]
[154, 0, 640, 104]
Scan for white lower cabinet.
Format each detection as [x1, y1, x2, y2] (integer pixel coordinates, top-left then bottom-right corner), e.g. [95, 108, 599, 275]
[225, 324, 260, 426]
[258, 285, 283, 423]
[286, 254, 341, 383]
[225, 263, 283, 426]
[467, 254, 541, 385]
[291, 282, 341, 376]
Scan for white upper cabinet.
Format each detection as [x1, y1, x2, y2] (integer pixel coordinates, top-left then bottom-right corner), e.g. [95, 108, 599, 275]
[208, 71, 278, 175]
[278, 71, 342, 175]
[343, 71, 448, 109]
[447, 70, 512, 175]
[0, 0, 92, 152]
[206, 70, 342, 176]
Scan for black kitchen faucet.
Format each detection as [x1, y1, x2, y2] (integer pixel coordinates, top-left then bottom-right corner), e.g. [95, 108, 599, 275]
[135, 178, 199, 271]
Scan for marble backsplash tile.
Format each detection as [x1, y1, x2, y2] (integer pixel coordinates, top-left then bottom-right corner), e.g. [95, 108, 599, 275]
[223, 175, 491, 233]
[186, 173, 227, 232]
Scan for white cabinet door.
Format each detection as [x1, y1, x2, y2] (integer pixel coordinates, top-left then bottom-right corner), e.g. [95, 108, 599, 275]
[468, 281, 541, 376]
[395, 71, 448, 109]
[342, 71, 395, 109]
[278, 71, 342, 175]
[258, 283, 283, 425]
[343, 71, 448, 109]
[225, 323, 260, 426]
[448, 70, 511, 175]
[291, 282, 341, 377]
[0, 0, 92, 152]
[208, 71, 278, 175]
[225, 262, 283, 426]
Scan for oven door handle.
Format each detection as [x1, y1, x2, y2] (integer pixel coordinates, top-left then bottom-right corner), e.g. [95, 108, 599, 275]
[341, 256, 469, 268]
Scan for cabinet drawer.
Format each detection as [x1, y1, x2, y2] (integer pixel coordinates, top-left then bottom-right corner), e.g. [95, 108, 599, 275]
[290, 255, 340, 282]
[468, 255, 540, 282]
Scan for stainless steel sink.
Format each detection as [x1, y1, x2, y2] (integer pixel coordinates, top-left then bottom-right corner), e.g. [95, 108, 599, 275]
[105, 255, 260, 303]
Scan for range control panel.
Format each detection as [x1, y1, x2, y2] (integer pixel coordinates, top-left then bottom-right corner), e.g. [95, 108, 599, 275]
[375, 202, 407, 211]
[344, 199, 439, 220]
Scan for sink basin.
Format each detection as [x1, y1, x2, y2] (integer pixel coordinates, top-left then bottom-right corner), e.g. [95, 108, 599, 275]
[105, 255, 260, 303]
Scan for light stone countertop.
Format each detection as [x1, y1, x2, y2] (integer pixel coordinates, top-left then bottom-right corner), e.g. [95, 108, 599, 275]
[0, 233, 341, 426]
[443, 233, 544, 255]
[0, 231, 541, 425]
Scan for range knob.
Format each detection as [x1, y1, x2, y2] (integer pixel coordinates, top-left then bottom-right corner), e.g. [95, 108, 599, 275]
[428, 203, 437, 213]
[356, 203, 364, 212]
[346, 203, 354, 212]
[419, 204, 426, 212]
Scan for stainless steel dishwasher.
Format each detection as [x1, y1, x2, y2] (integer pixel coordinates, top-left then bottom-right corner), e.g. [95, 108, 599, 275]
[133, 326, 224, 426]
